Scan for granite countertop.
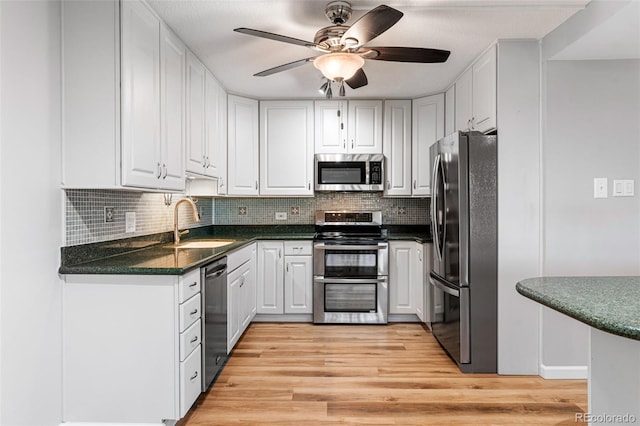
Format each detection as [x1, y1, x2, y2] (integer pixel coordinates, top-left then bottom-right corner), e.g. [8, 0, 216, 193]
[59, 224, 431, 276]
[516, 276, 640, 341]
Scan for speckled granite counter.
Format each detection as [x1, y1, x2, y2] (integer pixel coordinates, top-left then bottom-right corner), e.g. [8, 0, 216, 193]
[59, 224, 432, 275]
[516, 276, 640, 341]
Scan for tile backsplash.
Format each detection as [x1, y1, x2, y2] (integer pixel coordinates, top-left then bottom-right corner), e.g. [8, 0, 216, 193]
[65, 190, 429, 246]
[214, 193, 429, 225]
[64, 189, 213, 246]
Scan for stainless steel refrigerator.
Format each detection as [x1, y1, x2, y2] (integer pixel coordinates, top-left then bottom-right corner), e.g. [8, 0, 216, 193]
[429, 131, 497, 373]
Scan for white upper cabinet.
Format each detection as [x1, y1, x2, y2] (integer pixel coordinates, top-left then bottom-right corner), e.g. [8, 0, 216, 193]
[383, 100, 412, 197]
[412, 93, 444, 196]
[314, 100, 382, 154]
[260, 101, 314, 196]
[228, 95, 259, 196]
[472, 45, 497, 133]
[314, 100, 348, 153]
[185, 52, 206, 175]
[445, 85, 455, 137]
[185, 52, 227, 191]
[159, 25, 186, 191]
[120, 0, 161, 189]
[454, 45, 497, 133]
[208, 73, 227, 192]
[348, 100, 383, 153]
[62, 0, 185, 191]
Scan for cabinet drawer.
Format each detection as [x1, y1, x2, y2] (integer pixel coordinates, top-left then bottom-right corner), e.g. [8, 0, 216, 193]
[179, 293, 201, 332]
[284, 241, 312, 256]
[228, 243, 254, 271]
[180, 345, 202, 417]
[179, 269, 201, 304]
[180, 319, 201, 361]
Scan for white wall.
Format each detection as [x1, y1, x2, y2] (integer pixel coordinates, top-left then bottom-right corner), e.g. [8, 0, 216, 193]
[541, 59, 640, 374]
[0, 1, 63, 425]
[496, 40, 542, 375]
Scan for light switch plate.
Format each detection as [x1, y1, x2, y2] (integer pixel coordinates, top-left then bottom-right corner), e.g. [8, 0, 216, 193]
[275, 212, 287, 220]
[613, 179, 635, 197]
[594, 178, 608, 198]
[125, 212, 136, 233]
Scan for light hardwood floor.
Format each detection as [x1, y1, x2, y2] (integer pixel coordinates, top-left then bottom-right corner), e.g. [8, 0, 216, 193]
[182, 323, 587, 425]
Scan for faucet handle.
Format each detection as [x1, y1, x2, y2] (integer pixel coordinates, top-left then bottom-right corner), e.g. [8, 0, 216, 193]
[179, 229, 190, 237]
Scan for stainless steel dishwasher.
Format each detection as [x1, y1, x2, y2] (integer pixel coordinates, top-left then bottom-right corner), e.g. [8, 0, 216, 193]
[201, 257, 228, 391]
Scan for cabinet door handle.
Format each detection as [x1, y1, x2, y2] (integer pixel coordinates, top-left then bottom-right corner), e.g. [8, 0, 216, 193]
[413, 180, 417, 190]
[189, 281, 197, 288]
[202, 156, 207, 167]
[278, 248, 281, 259]
[471, 116, 475, 129]
[387, 180, 390, 190]
[190, 371, 198, 381]
[343, 141, 346, 149]
[220, 178, 224, 188]
[351, 140, 354, 149]
[156, 162, 162, 179]
[190, 308, 198, 316]
[286, 263, 289, 273]
[162, 164, 167, 179]
[190, 336, 198, 344]
[308, 182, 311, 190]
[255, 181, 258, 190]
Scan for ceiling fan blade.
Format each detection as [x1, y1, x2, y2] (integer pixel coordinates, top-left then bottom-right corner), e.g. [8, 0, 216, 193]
[340, 5, 403, 48]
[345, 68, 368, 89]
[364, 47, 451, 63]
[234, 28, 320, 50]
[253, 57, 316, 77]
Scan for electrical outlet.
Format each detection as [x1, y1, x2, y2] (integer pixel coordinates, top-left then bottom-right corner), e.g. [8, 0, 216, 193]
[275, 212, 287, 220]
[104, 206, 115, 223]
[290, 206, 300, 215]
[238, 207, 247, 215]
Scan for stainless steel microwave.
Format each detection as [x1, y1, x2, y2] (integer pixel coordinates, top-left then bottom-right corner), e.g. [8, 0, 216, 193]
[314, 154, 384, 192]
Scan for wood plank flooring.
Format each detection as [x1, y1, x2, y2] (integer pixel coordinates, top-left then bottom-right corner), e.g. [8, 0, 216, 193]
[182, 323, 587, 425]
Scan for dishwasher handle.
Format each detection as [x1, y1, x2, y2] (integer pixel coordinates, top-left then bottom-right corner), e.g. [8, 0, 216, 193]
[205, 266, 227, 279]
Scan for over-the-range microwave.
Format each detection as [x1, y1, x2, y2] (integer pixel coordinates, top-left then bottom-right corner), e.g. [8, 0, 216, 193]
[314, 154, 384, 192]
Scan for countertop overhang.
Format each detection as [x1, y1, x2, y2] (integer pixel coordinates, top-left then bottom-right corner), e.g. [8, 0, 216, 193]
[516, 276, 640, 341]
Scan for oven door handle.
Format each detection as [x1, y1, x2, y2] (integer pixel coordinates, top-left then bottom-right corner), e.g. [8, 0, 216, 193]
[314, 277, 388, 284]
[313, 244, 387, 251]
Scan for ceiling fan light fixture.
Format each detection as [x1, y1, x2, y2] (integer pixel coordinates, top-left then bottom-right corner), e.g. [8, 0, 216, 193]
[318, 80, 329, 94]
[313, 52, 364, 81]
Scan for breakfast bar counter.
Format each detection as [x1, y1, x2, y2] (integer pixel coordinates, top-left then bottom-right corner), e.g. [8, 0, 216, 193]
[517, 277, 640, 425]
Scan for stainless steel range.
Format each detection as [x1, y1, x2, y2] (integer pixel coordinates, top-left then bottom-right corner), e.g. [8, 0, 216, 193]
[313, 210, 389, 324]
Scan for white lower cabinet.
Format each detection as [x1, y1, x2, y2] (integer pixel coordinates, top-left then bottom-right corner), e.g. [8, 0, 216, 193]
[227, 243, 257, 352]
[389, 241, 430, 321]
[257, 241, 313, 315]
[62, 268, 203, 423]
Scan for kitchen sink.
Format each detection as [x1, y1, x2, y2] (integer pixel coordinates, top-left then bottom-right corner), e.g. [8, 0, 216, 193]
[166, 240, 235, 249]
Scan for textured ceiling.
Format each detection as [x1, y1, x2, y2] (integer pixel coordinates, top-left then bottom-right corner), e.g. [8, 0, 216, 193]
[147, 0, 591, 99]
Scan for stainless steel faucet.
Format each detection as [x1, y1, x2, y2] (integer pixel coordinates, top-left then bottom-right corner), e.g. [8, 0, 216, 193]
[174, 197, 200, 244]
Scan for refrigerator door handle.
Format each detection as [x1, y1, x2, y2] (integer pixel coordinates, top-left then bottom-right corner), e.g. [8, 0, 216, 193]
[431, 154, 443, 261]
[430, 273, 460, 297]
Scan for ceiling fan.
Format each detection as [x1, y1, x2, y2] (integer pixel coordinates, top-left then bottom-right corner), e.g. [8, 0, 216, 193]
[234, 1, 451, 97]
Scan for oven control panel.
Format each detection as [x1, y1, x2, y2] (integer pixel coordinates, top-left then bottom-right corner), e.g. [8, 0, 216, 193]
[369, 161, 383, 185]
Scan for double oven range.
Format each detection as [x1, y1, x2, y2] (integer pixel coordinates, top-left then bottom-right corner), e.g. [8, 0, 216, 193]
[313, 211, 389, 324]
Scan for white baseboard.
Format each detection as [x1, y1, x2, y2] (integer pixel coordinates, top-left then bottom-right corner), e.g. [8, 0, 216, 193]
[540, 364, 588, 379]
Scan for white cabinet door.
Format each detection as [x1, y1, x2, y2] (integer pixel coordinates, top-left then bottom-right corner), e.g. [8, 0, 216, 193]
[445, 85, 455, 137]
[348, 100, 383, 154]
[472, 45, 497, 133]
[415, 244, 425, 322]
[211, 80, 228, 193]
[383, 100, 412, 197]
[159, 25, 186, 191]
[412, 94, 444, 196]
[257, 241, 284, 314]
[185, 51, 206, 174]
[260, 101, 314, 196]
[284, 255, 313, 314]
[228, 95, 259, 196]
[389, 241, 416, 314]
[227, 266, 242, 352]
[204, 70, 218, 178]
[455, 68, 473, 132]
[120, 0, 161, 189]
[314, 100, 347, 153]
[453, 45, 497, 133]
